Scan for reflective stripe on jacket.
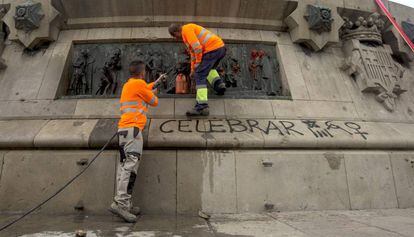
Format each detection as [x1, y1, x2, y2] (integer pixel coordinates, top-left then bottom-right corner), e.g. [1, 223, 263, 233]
[118, 78, 158, 130]
[181, 23, 225, 71]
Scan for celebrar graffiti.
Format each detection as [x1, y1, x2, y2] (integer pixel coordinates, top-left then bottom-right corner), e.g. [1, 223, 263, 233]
[159, 119, 368, 140]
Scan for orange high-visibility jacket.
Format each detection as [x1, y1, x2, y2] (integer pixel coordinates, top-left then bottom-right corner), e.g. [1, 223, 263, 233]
[181, 23, 225, 71]
[118, 78, 158, 130]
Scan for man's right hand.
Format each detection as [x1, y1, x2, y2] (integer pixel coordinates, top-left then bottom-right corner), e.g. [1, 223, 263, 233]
[154, 74, 167, 87]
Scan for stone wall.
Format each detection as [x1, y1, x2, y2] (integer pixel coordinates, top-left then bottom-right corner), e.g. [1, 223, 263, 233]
[1, 0, 414, 215]
[1, 150, 413, 215]
[1, 26, 414, 124]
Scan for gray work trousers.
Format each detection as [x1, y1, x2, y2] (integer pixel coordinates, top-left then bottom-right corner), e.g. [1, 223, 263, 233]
[114, 127, 143, 209]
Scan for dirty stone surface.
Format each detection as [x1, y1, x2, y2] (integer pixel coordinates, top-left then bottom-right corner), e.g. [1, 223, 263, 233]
[1, 209, 414, 236]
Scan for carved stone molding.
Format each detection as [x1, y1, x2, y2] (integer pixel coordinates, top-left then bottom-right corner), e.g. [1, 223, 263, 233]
[14, 0, 44, 33]
[3, 0, 60, 49]
[304, 5, 334, 34]
[340, 13, 407, 112]
[340, 13, 385, 44]
[285, 0, 344, 51]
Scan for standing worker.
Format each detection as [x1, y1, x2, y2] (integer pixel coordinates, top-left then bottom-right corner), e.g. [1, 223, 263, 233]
[169, 23, 227, 116]
[109, 60, 161, 223]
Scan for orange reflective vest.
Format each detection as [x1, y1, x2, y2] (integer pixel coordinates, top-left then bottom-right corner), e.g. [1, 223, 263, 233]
[181, 23, 225, 71]
[118, 78, 158, 130]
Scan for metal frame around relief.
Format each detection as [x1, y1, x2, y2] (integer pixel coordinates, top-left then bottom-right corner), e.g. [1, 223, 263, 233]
[64, 42, 287, 100]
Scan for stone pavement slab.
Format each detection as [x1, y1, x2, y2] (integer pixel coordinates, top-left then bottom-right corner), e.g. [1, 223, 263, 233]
[0, 215, 214, 237]
[1, 209, 414, 236]
[339, 209, 414, 237]
[209, 214, 306, 237]
[272, 209, 410, 237]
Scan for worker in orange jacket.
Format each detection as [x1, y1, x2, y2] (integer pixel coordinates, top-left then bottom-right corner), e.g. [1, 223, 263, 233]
[169, 23, 227, 116]
[109, 60, 161, 223]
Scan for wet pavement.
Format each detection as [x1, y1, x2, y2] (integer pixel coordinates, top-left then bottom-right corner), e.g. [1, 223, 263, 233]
[0, 208, 414, 237]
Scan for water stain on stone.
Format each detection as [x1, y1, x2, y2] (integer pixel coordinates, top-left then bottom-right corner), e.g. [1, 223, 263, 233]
[202, 133, 215, 140]
[324, 152, 344, 170]
[408, 107, 413, 116]
[280, 136, 289, 145]
[73, 121, 84, 127]
[208, 152, 215, 193]
[404, 158, 414, 168]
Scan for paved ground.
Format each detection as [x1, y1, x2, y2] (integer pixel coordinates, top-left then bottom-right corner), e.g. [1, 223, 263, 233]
[0, 209, 414, 237]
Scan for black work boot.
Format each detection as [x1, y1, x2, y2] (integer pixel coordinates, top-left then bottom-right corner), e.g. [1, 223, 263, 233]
[186, 107, 210, 116]
[186, 103, 209, 116]
[213, 80, 226, 95]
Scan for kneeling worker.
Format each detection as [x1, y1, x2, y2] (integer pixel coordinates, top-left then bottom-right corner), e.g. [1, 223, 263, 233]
[169, 23, 227, 116]
[109, 60, 160, 223]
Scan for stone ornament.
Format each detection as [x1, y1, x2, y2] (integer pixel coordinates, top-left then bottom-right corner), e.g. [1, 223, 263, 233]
[3, 0, 60, 49]
[304, 5, 334, 34]
[285, 0, 344, 51]
[14, 0, 45, 33]
[340, 13, 385, 44]
[340, 13, 407, 112]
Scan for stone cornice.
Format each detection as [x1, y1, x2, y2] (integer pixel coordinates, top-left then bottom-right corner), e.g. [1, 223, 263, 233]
[0, 118, 413, 150]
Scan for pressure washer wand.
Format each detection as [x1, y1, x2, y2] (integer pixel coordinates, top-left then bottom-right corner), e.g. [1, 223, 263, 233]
[152, 73, 169, 91]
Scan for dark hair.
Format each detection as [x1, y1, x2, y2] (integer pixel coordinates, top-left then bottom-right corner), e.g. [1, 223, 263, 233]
[129, 60, 146, 75]
[168, 23, 181, 36]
